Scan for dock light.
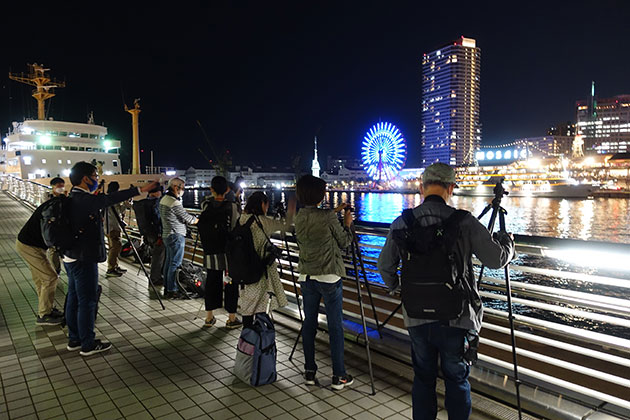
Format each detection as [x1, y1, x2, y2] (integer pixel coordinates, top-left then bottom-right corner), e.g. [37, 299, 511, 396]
[39, 135, 51, 145]
[544, 248, 630, 272]
[165, 170, 176, 176]
[103, 140, 112, 150]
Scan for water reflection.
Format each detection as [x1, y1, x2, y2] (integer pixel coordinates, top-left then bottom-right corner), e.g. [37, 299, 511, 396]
[184, 189, 630, 243]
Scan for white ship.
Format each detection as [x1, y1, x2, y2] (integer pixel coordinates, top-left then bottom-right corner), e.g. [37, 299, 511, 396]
[1, 64, 122, 180]
[455, 168, 597, 198]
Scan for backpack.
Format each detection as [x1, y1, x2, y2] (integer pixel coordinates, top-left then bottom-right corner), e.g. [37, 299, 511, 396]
[233, 312, 277, 386]
[226, 216, 267, 286]
[197, 201, 233, 255]
[175, 260, 206, 296]
[392, 208, 469, 320]
[40, 195, 78, 252]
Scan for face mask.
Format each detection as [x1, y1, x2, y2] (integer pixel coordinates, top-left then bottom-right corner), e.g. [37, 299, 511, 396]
[54, 187, 65, 194]
[87, 176, 99, 192]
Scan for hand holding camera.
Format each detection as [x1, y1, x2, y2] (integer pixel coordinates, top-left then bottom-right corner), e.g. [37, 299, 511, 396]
[343, 205, 353, 228]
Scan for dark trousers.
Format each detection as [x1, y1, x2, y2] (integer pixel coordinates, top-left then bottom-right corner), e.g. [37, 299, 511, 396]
[64, 261, 99, 351]
[204, 269, 238, 313]
[145, 234, 165, 285]
[408, 322, 471, 420]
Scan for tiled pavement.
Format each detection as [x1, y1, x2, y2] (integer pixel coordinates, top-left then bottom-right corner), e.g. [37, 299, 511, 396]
[0, 192, 502, 420]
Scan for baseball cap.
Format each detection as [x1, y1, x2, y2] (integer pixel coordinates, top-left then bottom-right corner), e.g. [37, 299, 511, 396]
[422, 163, 458, 187]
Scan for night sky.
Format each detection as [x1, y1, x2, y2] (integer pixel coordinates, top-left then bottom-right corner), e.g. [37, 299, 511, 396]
[2, 2, 629, 172]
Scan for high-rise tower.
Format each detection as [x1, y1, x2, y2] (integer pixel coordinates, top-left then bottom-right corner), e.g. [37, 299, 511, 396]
[311, 136, 321, 177]
[421, 37, 481, 167]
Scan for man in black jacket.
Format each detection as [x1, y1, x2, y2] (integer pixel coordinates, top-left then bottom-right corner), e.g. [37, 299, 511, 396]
[16, 199, 64, 326]
[132, 184, 165, 287]
[63, 162, 158, 356]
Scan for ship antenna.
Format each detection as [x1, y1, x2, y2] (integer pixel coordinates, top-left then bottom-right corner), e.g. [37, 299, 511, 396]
[9, 64, 66, 120]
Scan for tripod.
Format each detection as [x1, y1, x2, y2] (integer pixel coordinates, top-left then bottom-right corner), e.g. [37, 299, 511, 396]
[110, 206, 165, 310]
[477, 178, 522, 419]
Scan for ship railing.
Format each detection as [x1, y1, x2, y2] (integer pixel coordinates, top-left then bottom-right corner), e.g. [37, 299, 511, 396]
[0, 174, 51, 206]
[2, 175, 629, 418]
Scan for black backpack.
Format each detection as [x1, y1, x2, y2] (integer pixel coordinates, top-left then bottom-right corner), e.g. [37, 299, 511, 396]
[392, 208, 469, 320]
[176, 261, 206, 297]
[197, 201, 233, 255]
[226, 216, 268, 286]
[40, 195, 78, 252]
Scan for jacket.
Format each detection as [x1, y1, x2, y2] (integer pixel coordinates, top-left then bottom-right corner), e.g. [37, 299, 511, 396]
[377, 195, 515, 332]
[64, 186, 140, 262]
[294, 207, 353, 279]
[104, 201, 130, 233]
[133, 197, 162, 238]
[159, 191, 197, 237]
[17, 201, 49, 249]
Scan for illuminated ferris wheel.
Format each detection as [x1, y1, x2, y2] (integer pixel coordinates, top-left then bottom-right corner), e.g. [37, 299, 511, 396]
[361, 122, 407, 182]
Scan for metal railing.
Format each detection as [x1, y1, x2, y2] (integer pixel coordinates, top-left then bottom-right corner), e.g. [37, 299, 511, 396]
[3, 174, 629, 418]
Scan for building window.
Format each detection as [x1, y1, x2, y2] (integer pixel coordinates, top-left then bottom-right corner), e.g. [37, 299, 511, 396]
[113, 160, 118, 167]
[58, 159, 62, 164]
[42, 159, 47, 164]
[67, 160, 72, 164]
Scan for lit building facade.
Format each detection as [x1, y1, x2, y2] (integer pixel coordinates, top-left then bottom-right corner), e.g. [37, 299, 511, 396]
[576, 84, 630, 154]
[421, 36, 481, 167]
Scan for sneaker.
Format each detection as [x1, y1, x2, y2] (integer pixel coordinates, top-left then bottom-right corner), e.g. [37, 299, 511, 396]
[66, 341, 81, 351]
[331, 374, 354, 390]
[79, 340, 112, 356]
[304, 370, 317, 386]
[115, 266, 127, 274]
[225, 318, 243, 329]
[203, 317, 216, 328]
[106, 269, 123, 278]
[50, 308, 64, 318]
[36, 314, 63, 326]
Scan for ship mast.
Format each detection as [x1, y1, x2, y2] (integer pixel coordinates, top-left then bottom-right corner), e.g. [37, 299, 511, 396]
[124, 98, 141, 175]
[9, 64, 66, 120]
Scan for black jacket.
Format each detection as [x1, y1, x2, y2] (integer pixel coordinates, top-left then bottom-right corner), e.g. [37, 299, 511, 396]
[17, 201, 49, 249]
[133, 197, 161, 238]
[64, 186, 140, 262]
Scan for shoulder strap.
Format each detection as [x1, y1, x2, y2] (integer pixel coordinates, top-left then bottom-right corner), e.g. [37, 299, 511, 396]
[443, 209, 469, 227]
[244, 215, 256, 229]
[401, 209, 416, 228]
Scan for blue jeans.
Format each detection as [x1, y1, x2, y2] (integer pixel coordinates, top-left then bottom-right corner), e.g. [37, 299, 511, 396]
[408, 322, 471, 420]
[301, 279, 346, 377]
[64, 261, 99, 351]
[163, 233, 185, 292]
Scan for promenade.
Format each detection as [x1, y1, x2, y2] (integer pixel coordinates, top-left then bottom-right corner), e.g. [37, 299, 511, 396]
[0, 192, 526, 420]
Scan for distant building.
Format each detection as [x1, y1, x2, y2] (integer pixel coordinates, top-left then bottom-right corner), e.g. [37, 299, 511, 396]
[321, 166, 367, 183]
[421, 36, 481, 167]
[517, 136, 574, 157]
[181, 166, 294, 188]
[547, 122, 576, 137]
[576, 82, 630, 154]
[326, 155, 363, 173]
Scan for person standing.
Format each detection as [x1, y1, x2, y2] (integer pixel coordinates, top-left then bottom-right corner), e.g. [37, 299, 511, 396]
[378, 163, 515, 420]
[63, 161, 158, 356]
[294, 175, 355, 390]
[16, 183, 66, 326]
[237, 192, 294, 328]
[104, 181, 130, 277]
[198, 176, 241, 328]
[133, 185, 165, 287]
[160, 177, 198, 299]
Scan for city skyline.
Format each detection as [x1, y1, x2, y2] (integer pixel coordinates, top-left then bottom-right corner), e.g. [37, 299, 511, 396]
[1, 2, 630, 171]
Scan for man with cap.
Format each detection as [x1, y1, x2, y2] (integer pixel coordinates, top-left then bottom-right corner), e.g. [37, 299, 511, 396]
[378, 162, 515, 420]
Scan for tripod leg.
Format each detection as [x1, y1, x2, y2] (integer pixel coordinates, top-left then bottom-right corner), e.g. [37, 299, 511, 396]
[289, 325, 303, 361]
[352, 233, 382, 338]
[111, 207, 165, 310]
[378, 302, 402, 332]
[499, 211, 522, 419]
[350, 241, 376, 395]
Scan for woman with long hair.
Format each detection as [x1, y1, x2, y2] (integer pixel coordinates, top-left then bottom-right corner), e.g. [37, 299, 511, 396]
[238, 192, 295, 327]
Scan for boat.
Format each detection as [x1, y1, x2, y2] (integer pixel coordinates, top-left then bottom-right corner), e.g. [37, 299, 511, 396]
[1, 64, 122, 181]
[455, 166, 597, 198]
